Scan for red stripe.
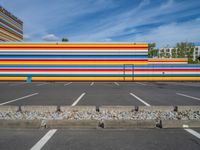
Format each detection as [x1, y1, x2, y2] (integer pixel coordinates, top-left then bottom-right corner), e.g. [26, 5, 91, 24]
[0, 47, 148, 50]
[0, 69, 199, 72]
[134, 69, 200, 71]
[0, 26, 23, 39]
[0, 20, 23, 34]
[0, 59, 147, 61]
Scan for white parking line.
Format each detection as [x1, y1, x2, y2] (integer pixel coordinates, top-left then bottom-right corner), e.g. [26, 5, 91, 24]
[114, 82, 119, 86]
[184, 128, 200, 139]
[64, 82, 72, 86]
[71, 93, 86, 106]
[30, 129, 57, 150]
[37, 83, 48, 86]
[183, 125, 200, 139]
[176, 93, 200, 101]
[0, 93, 38, 105]
[135, 82, 146, 86]
[130, 93, 151, 106]
[90, 82, 94, 86]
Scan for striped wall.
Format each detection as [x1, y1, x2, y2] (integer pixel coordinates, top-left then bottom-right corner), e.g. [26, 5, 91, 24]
[0, 43, 149, 81]
[0, 43, 199, 81]
[0, 6, 23, 42]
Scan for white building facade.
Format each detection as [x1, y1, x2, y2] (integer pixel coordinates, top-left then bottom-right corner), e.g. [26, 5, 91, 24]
[158, 46, 200, 61]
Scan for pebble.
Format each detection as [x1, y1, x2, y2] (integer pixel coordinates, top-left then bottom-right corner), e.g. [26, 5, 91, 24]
[0, 110, 199, 121]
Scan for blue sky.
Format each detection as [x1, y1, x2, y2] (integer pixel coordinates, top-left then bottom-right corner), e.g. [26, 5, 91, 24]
[1, 0, 200, 47]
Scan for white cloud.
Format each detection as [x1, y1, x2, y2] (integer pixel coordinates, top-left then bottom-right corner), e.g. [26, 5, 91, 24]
[130, 19, 200, 47]
[104, 38, 112, 42]
[42, 34, 60, 42]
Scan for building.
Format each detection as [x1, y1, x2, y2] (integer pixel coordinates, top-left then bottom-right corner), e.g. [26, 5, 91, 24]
[193, 46, 200, 61]
[0, 5, 23, 42]
[158, 46, 200, 61]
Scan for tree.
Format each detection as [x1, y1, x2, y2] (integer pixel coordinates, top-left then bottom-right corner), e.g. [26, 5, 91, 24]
[175, 42, 194, 59]
[171, 48, 177, 58]
[62, 38, 69, 42]
[197, 56, 200, 62]
[148, 43, 158, 58]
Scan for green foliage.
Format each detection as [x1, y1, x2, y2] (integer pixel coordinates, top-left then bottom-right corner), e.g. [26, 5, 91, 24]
[171, 48, 177, 58]
[62, 38, 69, 42]
[175, 42, 194, 59]
[148, 43, 158, 58]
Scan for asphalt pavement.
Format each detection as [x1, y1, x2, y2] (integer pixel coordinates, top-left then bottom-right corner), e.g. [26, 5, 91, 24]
[0, 129, 199, 150]
[0, 81, 200, 150]
[0, 81, 200, 106]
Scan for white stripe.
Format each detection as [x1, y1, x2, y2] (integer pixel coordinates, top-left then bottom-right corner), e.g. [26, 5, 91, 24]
[0, 52, 147, 55]
[30, 129, 57, 150]
[135, 82, 146, 86]
[130, 93, 151, 106]
[64, 82, 72, 86]
[36, 83, 48, 86]
[184, 129, 200, 139]
[0, 49, 147, 52]
[114, 82, 119, 86]
[71, 93, 86, 106]
[0, 93, 38, 105]
[90, 82, 94, 86]
[1, 72, 123, 75]
[176, 93, 200, 101]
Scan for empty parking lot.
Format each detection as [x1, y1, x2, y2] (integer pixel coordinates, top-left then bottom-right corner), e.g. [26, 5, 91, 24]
[0, 81, 200, 150]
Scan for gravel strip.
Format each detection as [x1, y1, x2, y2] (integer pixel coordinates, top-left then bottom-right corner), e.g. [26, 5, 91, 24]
[0, 110, 200, 121]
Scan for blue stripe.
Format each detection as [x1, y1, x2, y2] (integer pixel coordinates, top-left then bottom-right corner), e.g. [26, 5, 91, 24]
[0, 74, 200, 77]
[0, 55, 147, 58]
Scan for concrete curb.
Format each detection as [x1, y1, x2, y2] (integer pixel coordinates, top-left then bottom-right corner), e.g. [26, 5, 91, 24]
[60, 106, 96, 112]
[138, 106, 175, 112]
[99, 106, 135, 113]
[0, 106, 19, 112]
[21, 105, 57, 113]
[161, 120, 200, 128]
[0, 119, 41, 129]
[177, 106, 200, 112]
[46, 120, 99, 129]
[103, 120, 157, 129]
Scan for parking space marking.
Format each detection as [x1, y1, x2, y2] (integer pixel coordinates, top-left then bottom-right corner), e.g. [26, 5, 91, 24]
[90, 82, 94, 86]
[36, 83, 49, 86]
[64, 82, 72, 86]
[135, 82, 146, 86]
[176, 93, 200, 101]
[30, 129, 57, 150]
[0, 93, 39, 105]
[184, 128, 200, 139]
[130, 93, 151, 106]
[114, 82, 119, 86]
[71, 92, 86, 106]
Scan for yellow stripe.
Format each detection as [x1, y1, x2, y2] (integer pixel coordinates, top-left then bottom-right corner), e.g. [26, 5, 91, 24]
[0, 12, 23, 30]
[0, 77, 26, 81]
[0, 43, 148, 48]
[134, 77, 200, 81]
[32, 77, 124, 81]
[0, 32, 19, 41]
[0, 61, 148, 65]
[0, 29, 22, 41]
